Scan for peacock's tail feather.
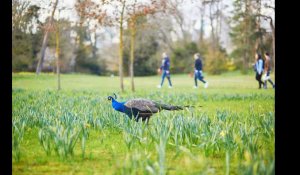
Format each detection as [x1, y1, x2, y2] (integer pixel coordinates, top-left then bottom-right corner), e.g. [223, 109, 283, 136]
[155, 102, 202, 111]
[155, 103, 183, 111]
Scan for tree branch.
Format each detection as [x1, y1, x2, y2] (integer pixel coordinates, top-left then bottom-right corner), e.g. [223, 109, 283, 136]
[264, 4, 275, 11]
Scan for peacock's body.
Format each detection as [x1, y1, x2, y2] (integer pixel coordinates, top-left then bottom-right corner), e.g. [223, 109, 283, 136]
[108, 94, 184, 122]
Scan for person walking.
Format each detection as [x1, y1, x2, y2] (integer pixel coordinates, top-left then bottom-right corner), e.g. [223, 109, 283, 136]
[263, 52, 275, 89]
[157, 52, 173, 88]
[193, 53, 208, 88]
[254, 53, 265, 89]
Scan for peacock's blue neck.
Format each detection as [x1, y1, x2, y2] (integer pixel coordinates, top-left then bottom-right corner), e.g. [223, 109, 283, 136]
[111, 99, 126, 113]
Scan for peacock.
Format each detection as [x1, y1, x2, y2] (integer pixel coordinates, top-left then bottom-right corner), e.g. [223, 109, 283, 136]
[107, 93, 193, 122]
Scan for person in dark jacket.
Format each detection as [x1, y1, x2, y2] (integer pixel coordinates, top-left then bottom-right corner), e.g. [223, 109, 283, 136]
[263, 52, 275, 89]
[193, 53, 208, 88]
[157, 52, 173, 88]
[254, 53, 265, 89]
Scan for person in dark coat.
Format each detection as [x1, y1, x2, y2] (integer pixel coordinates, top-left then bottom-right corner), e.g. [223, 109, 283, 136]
[193, 53, 208, 88]
[157, 52, 173, 88]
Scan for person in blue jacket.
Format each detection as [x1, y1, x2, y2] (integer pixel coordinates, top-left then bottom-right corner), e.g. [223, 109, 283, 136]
[157, 52, 173, 88]
[254, 53, 265, 89]
[193, 53, 208, 88]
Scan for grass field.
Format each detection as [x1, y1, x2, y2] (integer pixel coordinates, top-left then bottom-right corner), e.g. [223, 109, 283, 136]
[12, 72, 275, 175]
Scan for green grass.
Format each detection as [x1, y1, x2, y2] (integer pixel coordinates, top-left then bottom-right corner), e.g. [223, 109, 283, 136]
[12, 72, 275, 175]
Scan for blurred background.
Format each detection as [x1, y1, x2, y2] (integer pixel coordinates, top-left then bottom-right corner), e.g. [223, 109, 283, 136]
[12, 0, 275, 76]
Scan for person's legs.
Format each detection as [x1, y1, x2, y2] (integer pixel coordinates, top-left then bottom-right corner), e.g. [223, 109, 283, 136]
[260, 81, 265, 88]
[264, 80, 268, 88]
[263, 71, 268, 88]
[263, 80, 268, 88]
[199, 77, 206, 84]
[263, 72, 267, 89]
[266, 78, 274, 87]
[266, 71, 274, 87]
[166, 72, 172, 87]
[197, 71, 208, 88]
[263, 71, 274, 89]
[160, 71, 166, 86]
[167, 77, 172, 87]
[259, 74, 265, 88]
[196, 72, 204, 83]
[268, 79, 274, 86]
[256, 73, 262, 89]
[194, 72, 198, 87]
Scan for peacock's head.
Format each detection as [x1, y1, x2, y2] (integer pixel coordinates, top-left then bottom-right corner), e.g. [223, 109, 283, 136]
[107, 93, 117, 101]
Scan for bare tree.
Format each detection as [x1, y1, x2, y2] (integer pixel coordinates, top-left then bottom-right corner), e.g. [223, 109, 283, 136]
[128, 0, 138, 92]
[264, 2, 275, 69]
[76, 0, 127, 92]
[55, 10, 61, 90]
[164, 0, 196, 42]
[55, 21, 61, 90]
[127, 0, 163, 92]
[36, 0, 59, 75]
[129, 17, 136, 92]
[12, 0, 30, 32]
[253, 1, 275, 69]
[198, 0, 207, 45]
[207, 0, 218, 50]
[149, 13, 175, 52]
[253, 0, 265, 54]
[79, 0, 168, 92]
[209, 1, 216, 50]
[116, 0, 125, 91]
[84, 18, 98, 60]
[215, 0, 224, 45]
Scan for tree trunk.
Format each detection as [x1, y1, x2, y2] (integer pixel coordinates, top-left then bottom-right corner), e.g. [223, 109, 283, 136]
[244, 36, 248, 71]
[36, 0, 59, 75]
[217, 11, 221, 45]
[254, 24, 260, 52]
[87, 24, 97, 59]
[92, 32, 97, 59]
[216, 0, 221, 45]
[244, 0, 251, 72]
[244, 20, 249, 71]
[36, 31, 50, 74]
[56, 24, 61, 90]
[119, 0, 126, 92]
[256, 14, 275, 71]
[130, 21, 136, 92]
[199, 5, 205, 45]
[209, 2, 216, 50]
[255, 0, 263, 54]
[270, 19, 275, 71]
[158, 28, 175, 52]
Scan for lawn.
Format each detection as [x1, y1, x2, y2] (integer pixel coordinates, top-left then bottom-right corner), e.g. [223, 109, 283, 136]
[12, 72, 275, 175]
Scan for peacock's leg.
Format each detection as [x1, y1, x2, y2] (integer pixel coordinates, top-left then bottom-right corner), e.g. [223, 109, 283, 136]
[145, 117, 150, 125]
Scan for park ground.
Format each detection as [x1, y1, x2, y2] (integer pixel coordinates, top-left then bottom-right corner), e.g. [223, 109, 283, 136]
[12, 72, 275, 175]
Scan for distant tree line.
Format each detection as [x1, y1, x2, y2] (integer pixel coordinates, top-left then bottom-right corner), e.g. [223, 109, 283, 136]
[12, 0, 274, 78]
